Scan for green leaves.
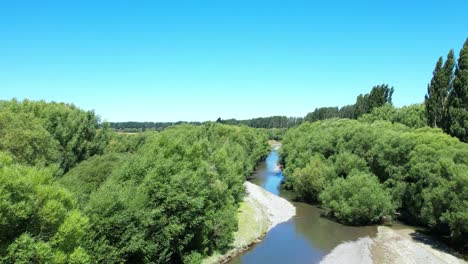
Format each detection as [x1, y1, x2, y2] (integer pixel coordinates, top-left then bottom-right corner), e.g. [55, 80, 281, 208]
[447, 38, 468, 142]
[77, 124, 268, 262]
[292, 155, 336, 202]
[425, 39, 468, 142]
[354, 84, 394, 118]
[0, 99, 110, 171]
[359, 104, 427, 128]
[281, 118, 468, 247]
[52, 211, 89, 254]
[0, 110, 61, 167]
[320, 172, 395, 225]
[0, 164, 90, 263]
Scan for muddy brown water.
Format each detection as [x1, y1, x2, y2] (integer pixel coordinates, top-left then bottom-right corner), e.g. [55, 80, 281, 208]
[228, 150, 377, 264]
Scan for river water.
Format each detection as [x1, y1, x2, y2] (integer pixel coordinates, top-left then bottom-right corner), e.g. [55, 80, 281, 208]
[229, 149, 377, 264]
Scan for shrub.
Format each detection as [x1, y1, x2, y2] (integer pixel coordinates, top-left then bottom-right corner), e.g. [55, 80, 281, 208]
[319, 172, 395, 225]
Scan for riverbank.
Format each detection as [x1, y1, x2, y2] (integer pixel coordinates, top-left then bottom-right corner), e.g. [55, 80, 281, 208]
[203, 182, 295, 264]
[321, 226, 466, 264]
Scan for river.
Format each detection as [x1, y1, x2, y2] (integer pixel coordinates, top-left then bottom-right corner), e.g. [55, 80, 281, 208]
[228, 149, 377, 264]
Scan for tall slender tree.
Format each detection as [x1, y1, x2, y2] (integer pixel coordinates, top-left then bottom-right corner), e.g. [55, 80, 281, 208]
[447, 39, 468, 142]
[441, 50, 456, 128]
[425, 57, 444, 127]
[425, 50, 455, 128]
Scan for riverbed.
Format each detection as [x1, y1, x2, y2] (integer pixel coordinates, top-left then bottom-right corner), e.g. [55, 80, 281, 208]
[228, 149, 377, 264]
[228, 148, 466, 264]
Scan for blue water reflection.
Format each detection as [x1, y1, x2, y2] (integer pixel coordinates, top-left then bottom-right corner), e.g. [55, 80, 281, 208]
[229, 150, 377, 264]
[262, 151, 284, 195]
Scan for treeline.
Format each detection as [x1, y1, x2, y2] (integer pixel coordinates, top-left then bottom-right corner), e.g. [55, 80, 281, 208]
[304, 84, 394, 122]
[0, 99, 269, 263]
[109, 37, 466, 143]
[358, 103, 427, 128]
[109, 121, 202, 132]
[218, 116, 303, 129]
[280, 119, 467, 248]
[109, 84, 394, 132]
[109, 116, 303, 132]
[280, 39, 468, 250]
[107, 84, 398, 133]
[306, 38, 467, 143]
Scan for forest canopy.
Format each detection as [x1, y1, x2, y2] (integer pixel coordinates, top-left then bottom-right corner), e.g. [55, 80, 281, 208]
[0, 99, 269, 263]
[280, 119, 467, 247]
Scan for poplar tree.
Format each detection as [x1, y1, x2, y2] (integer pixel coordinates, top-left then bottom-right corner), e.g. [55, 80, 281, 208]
[354, 84, 394, 118]
[425, 50, 455, 128]
[447, 39, 468, 142]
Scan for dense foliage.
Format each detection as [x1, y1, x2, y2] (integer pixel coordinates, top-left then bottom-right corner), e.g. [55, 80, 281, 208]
[104, 131, 156, 154]
[304, 106, 355, 122]
[110, 116, 303, 132]
[0, 152, 91, 263]
[109, 121, 202, 132]
[0, 99, 269, 263]
[219, 116, 303, 129]
[0, 110, 61, 167]
[304, 84, 394, 122]
[319, 172, 395, 225]
[425, 39, 468, 142]
[354, 84, 394, 118]
[280, 119, 467, 247]
[0, 99, 109, 171]
[58, 153, 130, 208]
[359, 104, 427, 128]
[79, 124, 268, 263]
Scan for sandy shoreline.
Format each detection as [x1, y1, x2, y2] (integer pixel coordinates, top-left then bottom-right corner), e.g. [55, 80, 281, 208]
[321, 226, 466, 264]
[243, 181, 296, 231]
[203, 182, 296, 264]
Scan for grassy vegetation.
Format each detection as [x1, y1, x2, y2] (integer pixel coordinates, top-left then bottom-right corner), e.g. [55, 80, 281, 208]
[202, 193, 270, 264]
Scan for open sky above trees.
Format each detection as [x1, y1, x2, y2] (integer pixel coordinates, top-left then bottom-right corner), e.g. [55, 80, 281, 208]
[1, 0, 467, 122]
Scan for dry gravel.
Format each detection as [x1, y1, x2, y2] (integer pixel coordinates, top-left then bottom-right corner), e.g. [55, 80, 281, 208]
[321, 226, 466, 264]
[244, 181, 295, 231]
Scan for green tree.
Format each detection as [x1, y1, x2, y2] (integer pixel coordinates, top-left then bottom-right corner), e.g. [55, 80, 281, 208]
[291, 155, 336, 202]
[0, 163, 89, 262]
[59, 153, 129, 207]
[447, 39, 468, 142]
[319, 172, 395, 225]
[83, 124, 268, 263]
[354, 84, 394, 118]
[0, 110, 61, 167]
[52, 211, 90, 254]
[3, 234, 55, 264]
[359, 104, 427, 128]
[68, 247, 91, 264]
[333, 151, 368, 177]
[425, 51, 455, 128]
[281, 119, 467, 246]
[0, 100, 110, 171]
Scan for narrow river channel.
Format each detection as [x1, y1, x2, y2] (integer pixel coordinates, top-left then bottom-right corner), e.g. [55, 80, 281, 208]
[229, 147, 377, 264]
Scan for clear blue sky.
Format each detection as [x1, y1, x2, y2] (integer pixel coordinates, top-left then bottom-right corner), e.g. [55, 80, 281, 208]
[1, 0, 467, 122]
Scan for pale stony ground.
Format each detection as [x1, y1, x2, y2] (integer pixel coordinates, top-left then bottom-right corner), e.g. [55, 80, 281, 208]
[244, 181, 296, 231]
[321, 226, 466, 264]
[321, 237, 374, 264]
[203, 182, 296, 264]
